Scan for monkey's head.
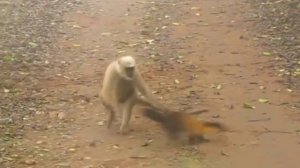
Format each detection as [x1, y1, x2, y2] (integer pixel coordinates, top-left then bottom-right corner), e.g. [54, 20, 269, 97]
[117, 56, 136, 79]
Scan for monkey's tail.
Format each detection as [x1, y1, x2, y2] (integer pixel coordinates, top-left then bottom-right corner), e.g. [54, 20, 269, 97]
[143, 108, 167, 123]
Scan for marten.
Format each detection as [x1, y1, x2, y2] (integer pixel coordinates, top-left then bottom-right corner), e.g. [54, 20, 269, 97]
[143, 108, 226, 144]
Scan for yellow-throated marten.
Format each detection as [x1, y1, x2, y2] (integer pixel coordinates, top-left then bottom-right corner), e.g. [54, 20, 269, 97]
[143, 108, 226, 144]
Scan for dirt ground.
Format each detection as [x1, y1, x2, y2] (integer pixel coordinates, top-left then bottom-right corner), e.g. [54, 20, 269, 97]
[1, 0, 300, 168]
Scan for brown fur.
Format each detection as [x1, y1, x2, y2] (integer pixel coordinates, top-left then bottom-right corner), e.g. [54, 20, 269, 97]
[143, 108, 226, 144]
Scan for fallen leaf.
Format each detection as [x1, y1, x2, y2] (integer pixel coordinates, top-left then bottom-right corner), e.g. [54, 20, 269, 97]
[146, 39, 154, 45]
[117, 50, 126, 53]
[28, 42, 38, 48]
[174, 79, 180, 84]
[72, 25, 81, 28]
[36, 140, 44, 145]
[68, 148, 76, 152]
[3, 88, 10, 93]
[210, 84, 216, 88]
[84, 156, 92, 160]
[191, 7, 200, 10]
[258, 98, 269, 103]
[220, 150, 229, 156]
[161, 26, 168, 29]
[55, 162, 71, 167]
[128, 43, 138, 47]
[4, 157, 14, 161]
[83, 165, 94, 168]
[101, 32, 112, 36]
[97, 121, 104, 126]
[58, 112, 66, 120]
[293, 70, 300, 77]
[262, 51, 271, 56]
[23, 159, 36, 165]
[112, 144, 120, 149]
[243, 103, 256, 109]
[152, 91, 159, 94]
[141, 139, 153, 147]
[3, 55, 16, 62]
[172, 22, 180, 26]
[216, 84, 222, 90]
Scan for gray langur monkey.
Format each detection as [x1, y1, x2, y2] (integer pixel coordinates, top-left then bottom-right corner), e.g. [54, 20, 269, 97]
[99, 56, 165, 134]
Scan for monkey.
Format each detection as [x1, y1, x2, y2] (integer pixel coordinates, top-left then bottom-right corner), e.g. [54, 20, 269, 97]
[99, 56, 166, 134]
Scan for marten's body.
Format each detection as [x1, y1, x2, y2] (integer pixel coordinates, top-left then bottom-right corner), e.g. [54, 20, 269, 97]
[143, 108, 225, 144]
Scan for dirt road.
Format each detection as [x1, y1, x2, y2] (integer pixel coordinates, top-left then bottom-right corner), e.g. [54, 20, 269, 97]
[2, 0, 300, 167]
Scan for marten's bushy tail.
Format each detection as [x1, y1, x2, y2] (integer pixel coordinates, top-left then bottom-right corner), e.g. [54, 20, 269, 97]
[143, 108, 226, 135]
[143, 108, 167, 123]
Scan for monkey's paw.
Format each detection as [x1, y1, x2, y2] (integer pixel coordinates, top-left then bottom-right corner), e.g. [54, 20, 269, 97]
[119, 127, 130, 135]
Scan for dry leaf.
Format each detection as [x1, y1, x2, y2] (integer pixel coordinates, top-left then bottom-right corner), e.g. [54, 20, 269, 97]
[58, 112, 66, 120]
[28, 42, 38, 48]
[112, 144, 120, 149]
[101, 32, 112, 36]
[161, 26, 168, 29]
[258, 98, 269, 103]
[243, 103, 256, 109]
[3, 88, 10, 93]
[216, 84, 222, 90]
[262, 51, 271, 56]
[97, 121, 104, 126]
[146, 39, 154, 44]
[191, 7, 200, 10]
[23, 159, 36, 165]
[72, 25, 81, 28]
[68, 148, 76, 152]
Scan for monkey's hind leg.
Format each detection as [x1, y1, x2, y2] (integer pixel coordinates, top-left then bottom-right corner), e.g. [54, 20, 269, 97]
[120, 97, 135, 135]
[106, 107, 116, 129]
[101, 99, 116, 129]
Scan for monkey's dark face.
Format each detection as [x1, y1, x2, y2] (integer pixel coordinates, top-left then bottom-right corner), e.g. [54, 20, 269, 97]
[125, 67, 135, 78]
[117, 56, 136, 80]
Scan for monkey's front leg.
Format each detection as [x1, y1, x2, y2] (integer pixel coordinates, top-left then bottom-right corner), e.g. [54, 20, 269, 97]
[120, 98, 135, 135]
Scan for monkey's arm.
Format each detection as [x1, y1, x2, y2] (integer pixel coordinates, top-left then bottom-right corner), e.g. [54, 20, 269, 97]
[134, 69, 168, 110]
[134, 69, 152, 96]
